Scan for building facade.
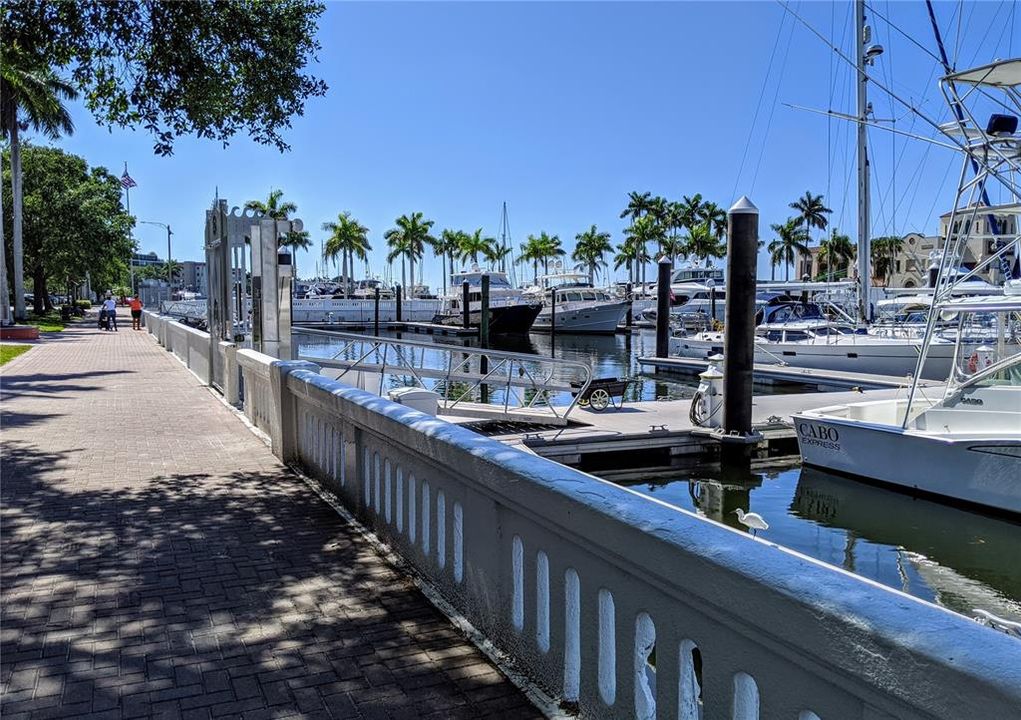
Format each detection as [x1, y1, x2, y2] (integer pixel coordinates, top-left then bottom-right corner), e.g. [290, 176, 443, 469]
[179, 261, 208, 296]
[794, 203, 1019, 288]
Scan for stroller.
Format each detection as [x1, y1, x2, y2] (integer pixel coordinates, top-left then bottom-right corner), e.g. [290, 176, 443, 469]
[98, 307, 111, 331]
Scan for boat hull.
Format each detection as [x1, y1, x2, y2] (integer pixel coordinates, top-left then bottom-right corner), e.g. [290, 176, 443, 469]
[532, 301, 629, 334]
[793, 412, 1021, 516]
[433, 303, 542, 334]
[672, 336, 957, 380]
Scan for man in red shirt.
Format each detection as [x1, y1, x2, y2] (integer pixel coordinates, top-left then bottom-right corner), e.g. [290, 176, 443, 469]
[129, 295, 144, 330]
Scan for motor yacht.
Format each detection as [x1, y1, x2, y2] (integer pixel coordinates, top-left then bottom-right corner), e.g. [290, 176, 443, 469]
[434, 268, 541, 334]
[525, 272, 629, 334]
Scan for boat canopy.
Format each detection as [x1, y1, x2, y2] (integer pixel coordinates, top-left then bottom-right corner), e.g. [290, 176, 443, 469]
[945, 58, 1021, 88]
[451, 271, 512, 288]
[936, 293, 1021, 313]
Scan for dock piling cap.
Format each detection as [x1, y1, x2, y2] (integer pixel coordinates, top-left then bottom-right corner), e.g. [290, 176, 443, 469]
[729, 196, 758, 215]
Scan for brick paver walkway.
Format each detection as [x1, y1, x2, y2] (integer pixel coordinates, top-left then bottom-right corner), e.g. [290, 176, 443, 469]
[1, 314, 541, 719]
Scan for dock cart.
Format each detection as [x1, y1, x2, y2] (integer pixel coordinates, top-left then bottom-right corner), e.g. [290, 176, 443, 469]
[571, 377, 630, 412]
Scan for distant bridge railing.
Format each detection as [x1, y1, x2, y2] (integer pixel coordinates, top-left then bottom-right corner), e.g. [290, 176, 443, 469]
[143, 311, 1021, 720]
[294, 327, 592, 425]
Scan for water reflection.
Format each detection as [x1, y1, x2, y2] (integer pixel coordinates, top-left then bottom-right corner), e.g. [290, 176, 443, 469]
[625, 466, 1021, 622]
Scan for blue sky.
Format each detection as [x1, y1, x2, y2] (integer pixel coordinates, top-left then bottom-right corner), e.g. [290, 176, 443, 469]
[47, 1, 1019, 287]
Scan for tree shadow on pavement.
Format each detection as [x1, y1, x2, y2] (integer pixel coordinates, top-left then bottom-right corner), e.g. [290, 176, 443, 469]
[0, 440, 538, 719]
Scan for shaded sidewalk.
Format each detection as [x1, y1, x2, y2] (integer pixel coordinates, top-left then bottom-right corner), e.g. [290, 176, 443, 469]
[1, 316, 541, 719]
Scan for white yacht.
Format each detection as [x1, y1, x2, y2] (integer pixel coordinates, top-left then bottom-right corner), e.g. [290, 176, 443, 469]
[795, 57, 1021, 516]
[525, 273, 629, 334]
[631, 263, 725, 320]
[434, 268, 541, 334]
[672, 299, 960, 379]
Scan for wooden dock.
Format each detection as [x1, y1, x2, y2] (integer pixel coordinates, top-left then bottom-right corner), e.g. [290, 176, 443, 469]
[295, 321, 477, 337]
[637, 355, 938, 391]
[443, 386, 927, 473]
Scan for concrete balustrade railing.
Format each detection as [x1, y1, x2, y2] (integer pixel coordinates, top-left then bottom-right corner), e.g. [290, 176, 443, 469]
[143, 313, 1021, 720]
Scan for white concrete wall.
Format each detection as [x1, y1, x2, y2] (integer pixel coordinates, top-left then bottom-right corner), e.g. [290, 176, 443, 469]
[143, 312, 1021, 720]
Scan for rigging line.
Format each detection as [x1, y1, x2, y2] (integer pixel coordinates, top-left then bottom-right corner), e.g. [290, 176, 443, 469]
[868, 125, 890, 236]
[977, 1, 1012, 68]
[730, 2, 790, 202]
[863, 2, 943, 65]
[826, 0, 852, 215]
[776, 0, 961, 146]
[959, 0, 1000, 68]
[955, 0, 963, 70]
[922, 151, 957, 235]
[749, 5, 799, 195]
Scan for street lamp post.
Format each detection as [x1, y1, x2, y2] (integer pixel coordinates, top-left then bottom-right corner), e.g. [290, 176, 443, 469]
[140, 221, 173, 305]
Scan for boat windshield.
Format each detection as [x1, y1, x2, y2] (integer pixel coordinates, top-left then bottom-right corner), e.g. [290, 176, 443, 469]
[453, 274, 512, 289]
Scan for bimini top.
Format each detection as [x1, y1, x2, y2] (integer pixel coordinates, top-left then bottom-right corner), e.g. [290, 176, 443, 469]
[945, 58, 1021, 88]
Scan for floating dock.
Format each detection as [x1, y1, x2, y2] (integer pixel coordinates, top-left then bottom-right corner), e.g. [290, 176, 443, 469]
[443, 386, 936, 475]
[295, 321, 477, 337]
[638, 355, 938, 391]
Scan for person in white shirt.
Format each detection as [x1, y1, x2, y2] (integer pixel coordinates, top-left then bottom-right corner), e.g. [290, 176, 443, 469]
[102, 296, 118, 331]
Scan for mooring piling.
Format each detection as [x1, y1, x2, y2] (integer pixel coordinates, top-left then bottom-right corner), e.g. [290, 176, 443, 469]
[656, 256, 672, 358]
[723, 196, 759, 439]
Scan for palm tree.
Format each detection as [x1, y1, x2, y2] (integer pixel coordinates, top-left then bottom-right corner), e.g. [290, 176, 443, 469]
[457, 228, 498, 266]
[625, 215, 663, 283]
[244, 189, 310, 273]
[613, 239, 638, 283]
[322, 212, 371, 296]
[620, 191, 655, 285]
[871, 236, 904, 286]
[1, 47, 78, 321]
[434, 229, 464, 296]
[571, 225, 613, 284]
[384, 212, 435, 298]
[517, 234, 546, 283]
[700, 201, 728, 245]
[768, 218, 810, 281]
[789, 191, 832, 245]
[682, 221, 727, 265]
[818, 228, 855, 281]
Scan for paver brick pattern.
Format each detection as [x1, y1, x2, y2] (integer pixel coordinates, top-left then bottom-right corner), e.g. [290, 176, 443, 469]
[1, 313, 542, 719]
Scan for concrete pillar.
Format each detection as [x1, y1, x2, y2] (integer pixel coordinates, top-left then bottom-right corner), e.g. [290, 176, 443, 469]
[269, 359, 321, 462]
[656, 257, 672, 358]
[723, 197, 759, 437]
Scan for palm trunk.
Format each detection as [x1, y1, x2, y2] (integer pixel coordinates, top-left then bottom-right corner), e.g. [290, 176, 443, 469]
[0, 176, 10, 325]
[341, 251, 349, 298]
[409, 255, 415, 299]
[401, 258, 406, 298]
[533, 260, 537, 283]
[10, 117, 26, 321]
[441, 254, 447, 296]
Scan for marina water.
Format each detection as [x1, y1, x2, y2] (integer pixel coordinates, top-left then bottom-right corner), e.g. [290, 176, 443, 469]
[298, 330, 1021, 623]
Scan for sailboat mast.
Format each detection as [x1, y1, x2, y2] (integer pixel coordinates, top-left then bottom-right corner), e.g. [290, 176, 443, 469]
[856, 0, 871, 323]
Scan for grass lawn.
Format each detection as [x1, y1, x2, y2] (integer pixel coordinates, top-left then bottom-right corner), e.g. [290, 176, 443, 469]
[27, 311, 68, 332]
[0, 344, 32, 365]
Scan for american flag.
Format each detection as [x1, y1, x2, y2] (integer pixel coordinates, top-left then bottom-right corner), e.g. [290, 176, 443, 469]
[120, 169, 137, 189]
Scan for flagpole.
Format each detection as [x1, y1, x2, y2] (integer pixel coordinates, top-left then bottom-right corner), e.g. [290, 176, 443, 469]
[124, 162, 134, 295]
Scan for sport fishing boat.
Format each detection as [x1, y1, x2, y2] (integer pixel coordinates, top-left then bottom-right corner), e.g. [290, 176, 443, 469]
[794, 56, 1021, 516]
[524, 272, 629, 334]
[434, 267, 541, 334]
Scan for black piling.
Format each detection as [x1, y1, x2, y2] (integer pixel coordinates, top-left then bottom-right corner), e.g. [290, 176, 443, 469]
[395, 284, 402, 322]
[480, 274, 490, 349]
[480, 274, 490, 404]
[462, 281, 470, 329]
[655, 257, 672, 358]
[723, 196, 759, 438]
[625, 282, 633, 329]
[373, 287, 380, 336]
[710, 285, 718, 325]
[550, 286, 557, 337]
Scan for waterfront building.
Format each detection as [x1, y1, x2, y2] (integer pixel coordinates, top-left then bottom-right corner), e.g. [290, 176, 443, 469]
[796, 202, 1019, 288]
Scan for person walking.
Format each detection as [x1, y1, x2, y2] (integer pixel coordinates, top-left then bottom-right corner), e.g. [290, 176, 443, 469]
[129, 294, 144, 330]
[102, 294, 118, 331]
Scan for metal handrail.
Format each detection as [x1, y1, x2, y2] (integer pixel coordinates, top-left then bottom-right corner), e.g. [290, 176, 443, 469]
[293, 327, 592, 423]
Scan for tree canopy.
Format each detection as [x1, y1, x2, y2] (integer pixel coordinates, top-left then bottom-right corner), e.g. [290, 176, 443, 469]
[2, 145, 134, 312]
[3, 0, 328, 155]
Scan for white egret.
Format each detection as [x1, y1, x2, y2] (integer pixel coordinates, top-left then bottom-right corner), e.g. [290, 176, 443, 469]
[733, 508, 769, 536]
